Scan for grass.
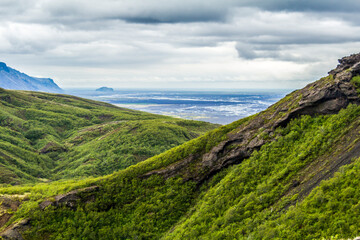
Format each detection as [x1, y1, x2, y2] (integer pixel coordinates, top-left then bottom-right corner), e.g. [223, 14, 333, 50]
[0, 88, 218, 184]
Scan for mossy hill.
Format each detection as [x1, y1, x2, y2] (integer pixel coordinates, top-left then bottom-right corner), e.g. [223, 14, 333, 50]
[2, 53, 360, 240]
[0, 89, 217, 185]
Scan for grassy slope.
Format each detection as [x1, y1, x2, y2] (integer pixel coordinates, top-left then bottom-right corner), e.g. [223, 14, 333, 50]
[6, 103, 358, 240]
[2, 74, 360, 239]
[164, 104, 360, 239]
[0, 88, 217, 184]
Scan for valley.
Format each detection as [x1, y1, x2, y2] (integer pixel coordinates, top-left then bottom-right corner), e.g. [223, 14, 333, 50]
[1, 53, 360, 239]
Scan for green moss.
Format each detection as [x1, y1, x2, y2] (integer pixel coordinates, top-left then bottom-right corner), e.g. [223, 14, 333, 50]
[351, 75, 360, 95]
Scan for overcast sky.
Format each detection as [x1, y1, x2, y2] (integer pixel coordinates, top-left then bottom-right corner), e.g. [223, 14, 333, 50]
[1, 0, 360, 89]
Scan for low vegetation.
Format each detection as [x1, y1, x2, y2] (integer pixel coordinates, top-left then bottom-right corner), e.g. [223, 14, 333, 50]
[2, 54, 360, 239]
[0, 103, 358, 239]
[0, 88, 217, 184]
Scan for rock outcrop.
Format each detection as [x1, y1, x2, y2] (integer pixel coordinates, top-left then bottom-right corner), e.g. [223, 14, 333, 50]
[143, 53, 360, 183]
[0, 196, 29, 240]
[0, 219, 29, 240]
[0, 197, 21, 228]
[0, 187, 98, 239]
[329, 53, 360, 76]
[39, 142, 67, 154]
[39, 186, 99, 210]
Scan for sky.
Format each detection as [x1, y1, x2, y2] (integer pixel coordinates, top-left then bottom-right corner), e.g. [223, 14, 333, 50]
[1, 0, 360, 90]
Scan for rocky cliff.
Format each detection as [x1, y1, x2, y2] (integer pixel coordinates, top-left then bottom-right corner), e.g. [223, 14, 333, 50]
[0, 62, 62, 93]
[143, 53, 360, 183]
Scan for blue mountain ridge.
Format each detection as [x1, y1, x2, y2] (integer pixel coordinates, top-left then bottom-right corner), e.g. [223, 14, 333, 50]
[0, 62, 62, 93]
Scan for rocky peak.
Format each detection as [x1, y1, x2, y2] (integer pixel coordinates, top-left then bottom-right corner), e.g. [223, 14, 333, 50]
[0, 62, 9, 72]
[329, 52, 360, 78]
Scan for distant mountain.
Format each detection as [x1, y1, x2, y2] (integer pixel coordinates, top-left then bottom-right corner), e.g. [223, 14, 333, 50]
[95, 86, 114, 92]
[0, 62, 62, 92]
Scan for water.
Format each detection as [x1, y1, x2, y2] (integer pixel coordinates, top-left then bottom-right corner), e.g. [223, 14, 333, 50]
[66, 89, 290, 125]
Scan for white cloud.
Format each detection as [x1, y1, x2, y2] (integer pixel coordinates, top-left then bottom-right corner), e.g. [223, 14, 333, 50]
[1, 0, 360, 89]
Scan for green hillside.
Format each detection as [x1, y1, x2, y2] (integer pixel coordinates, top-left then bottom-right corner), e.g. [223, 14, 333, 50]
[0, 89, 217, 184]
[2, 53, 360, 240]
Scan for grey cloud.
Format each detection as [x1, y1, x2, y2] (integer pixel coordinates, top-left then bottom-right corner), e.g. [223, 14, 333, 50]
[40, 0, 360, 25]
[1, 0, 360, 89]
[246, 0, 360, 13]
[235, 43, 258, 59]
[121, 13, 224, 24]
[2, 0, 360, 27]
[24, 0, 233, 25]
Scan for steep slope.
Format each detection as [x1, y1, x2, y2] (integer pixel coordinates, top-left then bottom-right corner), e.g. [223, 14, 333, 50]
[0, 89, 217, 184]
[0, 62, 62, 93]
[2, 53, 360, 239]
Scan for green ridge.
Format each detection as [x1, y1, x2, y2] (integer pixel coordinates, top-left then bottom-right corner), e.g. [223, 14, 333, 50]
[0, 88, 217, 184]
[2, 59, 360, 239]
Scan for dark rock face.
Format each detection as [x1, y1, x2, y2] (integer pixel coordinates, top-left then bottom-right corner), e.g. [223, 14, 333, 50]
[39, 186, 99, 210]
[0, 196, 27, 240]
[143, 53, 360, 183]
[329, 53, 360, 76]
[0, 219, 29, 240]
[0, 197, 21, 228]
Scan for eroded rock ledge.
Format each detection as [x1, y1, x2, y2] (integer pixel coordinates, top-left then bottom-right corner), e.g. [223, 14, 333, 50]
[0, 187, 99, 239]
[143, 53, 360, 183]
[39, 186, 99, 210]
[0, 219, 29, 240]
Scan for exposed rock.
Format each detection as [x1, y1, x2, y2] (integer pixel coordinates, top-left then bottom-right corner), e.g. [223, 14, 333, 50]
[0, 219, 29, 240]
[39, 186, 99, 210]
[329, 53, 360, 77]
[39, 142, 67, 154]
[0, 197, 21, 228]
[142, 53, 360, 183]
[0, 197, 20, 212]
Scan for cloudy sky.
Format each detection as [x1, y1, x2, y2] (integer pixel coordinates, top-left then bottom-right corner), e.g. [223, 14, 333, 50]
[1, 0, 360, 89]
